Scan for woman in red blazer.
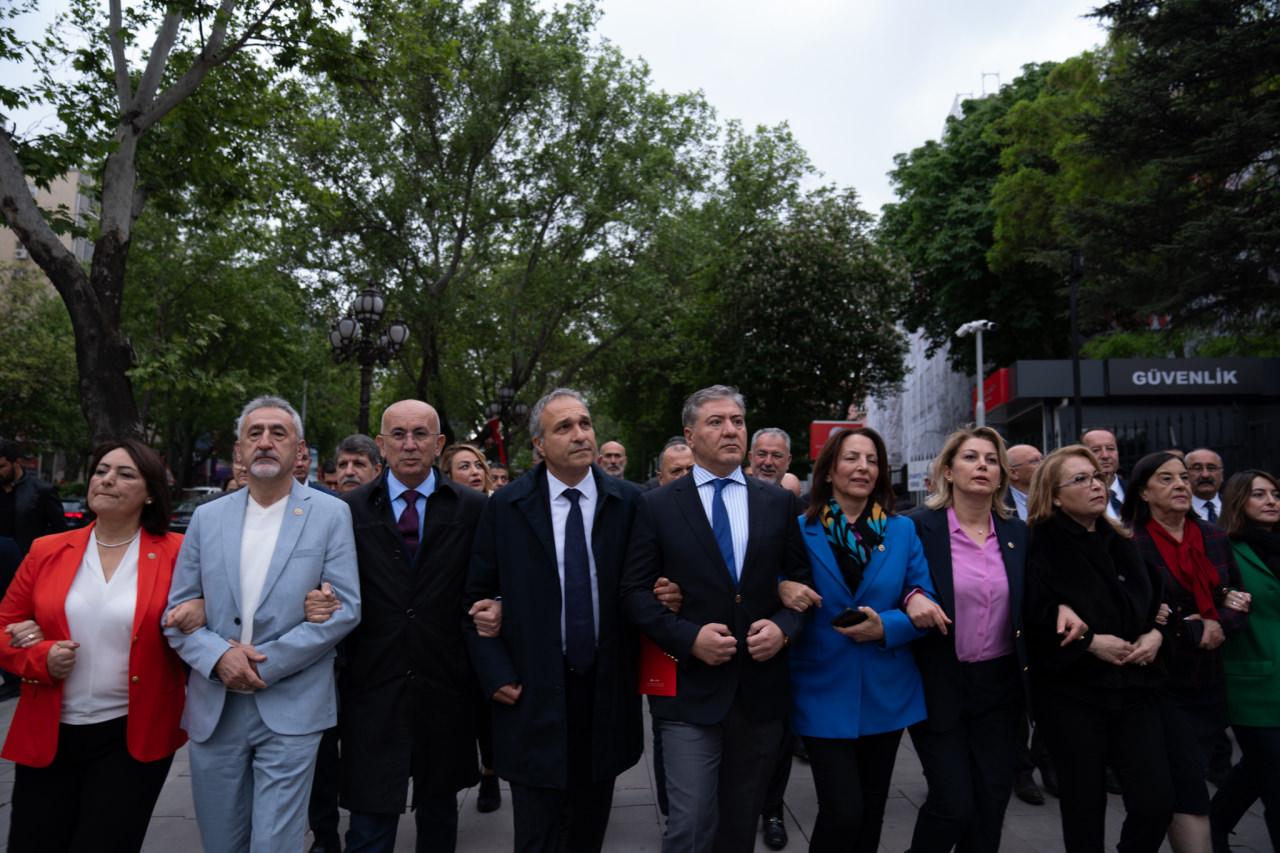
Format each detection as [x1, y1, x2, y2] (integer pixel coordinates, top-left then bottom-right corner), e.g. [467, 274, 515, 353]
[0, 438, 188, 853]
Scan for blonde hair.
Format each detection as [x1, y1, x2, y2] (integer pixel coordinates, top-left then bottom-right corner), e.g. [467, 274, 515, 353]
[1024, 445, 1131, 536]
[925, 426, 1013, 518]
[441, 443, 491, 492]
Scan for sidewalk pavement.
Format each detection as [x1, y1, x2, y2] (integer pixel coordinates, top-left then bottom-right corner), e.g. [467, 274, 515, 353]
[0, 697, 1270, 852]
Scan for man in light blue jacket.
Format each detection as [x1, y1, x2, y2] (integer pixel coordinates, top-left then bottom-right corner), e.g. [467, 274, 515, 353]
[166, 396, 361, 853]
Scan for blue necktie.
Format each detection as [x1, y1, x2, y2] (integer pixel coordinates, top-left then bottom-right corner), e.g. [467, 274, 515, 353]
[1109, 490, 1123, 516]
[1205, 501, 1218, 523]
[711, 478, 737, 582]
[562, 488, 595, 672]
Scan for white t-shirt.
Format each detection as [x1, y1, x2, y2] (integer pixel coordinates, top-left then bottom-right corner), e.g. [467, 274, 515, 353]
[239, 494, 288, 645]
[61, 530, 140, 724]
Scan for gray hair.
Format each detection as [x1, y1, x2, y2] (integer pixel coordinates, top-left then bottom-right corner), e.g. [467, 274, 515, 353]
[681, 385, 746, 428]
[336, 434, 381, 467]
[657, 437, 689, 469]
[751, 427, 791, 452]
[529, 388, 589, 440]
[236, 395, 304, 439]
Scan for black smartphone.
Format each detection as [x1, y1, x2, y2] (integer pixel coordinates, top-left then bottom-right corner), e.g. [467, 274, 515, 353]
[831, 608, 869, 628]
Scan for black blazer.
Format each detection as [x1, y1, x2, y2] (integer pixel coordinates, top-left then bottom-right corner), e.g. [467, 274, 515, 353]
[4, 473, 65, 555]
[464, 463, 643, 788]
[910, 507, 1029, 731]
[338, 471, 487, 809]
[620, 473, 810, 727]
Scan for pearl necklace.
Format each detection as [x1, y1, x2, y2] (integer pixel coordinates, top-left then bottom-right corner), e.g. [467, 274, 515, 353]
[96, 529, 141, 549]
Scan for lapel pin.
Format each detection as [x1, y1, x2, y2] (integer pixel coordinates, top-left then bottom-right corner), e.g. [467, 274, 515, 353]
[877, 544, 885, 552]
[147, 552, 156, 560]
[1007, 541, 1015, 549]
[294, 508, 304, 516]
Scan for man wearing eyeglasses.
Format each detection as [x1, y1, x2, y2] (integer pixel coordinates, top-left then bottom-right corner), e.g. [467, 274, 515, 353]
[334, 400, 490, 852]
[1186, 447, 1225, 525]
[1004, 445, 1043, 523]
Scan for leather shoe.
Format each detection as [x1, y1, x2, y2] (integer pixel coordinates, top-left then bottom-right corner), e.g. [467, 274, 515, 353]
[762, 813, 787, 850]
[477, 773, 501, 813]
[1014, 770, 1045, 805]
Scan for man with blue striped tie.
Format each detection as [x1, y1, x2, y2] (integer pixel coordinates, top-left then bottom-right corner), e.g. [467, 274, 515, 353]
[622, 385, 811, 853]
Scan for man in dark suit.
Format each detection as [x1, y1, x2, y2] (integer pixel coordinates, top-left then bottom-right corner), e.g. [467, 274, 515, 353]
[319, 400, 486, 852]
[1082, 428, 1126, 521]
[621, 385, 810, 853]
[464, 388, 643, 852]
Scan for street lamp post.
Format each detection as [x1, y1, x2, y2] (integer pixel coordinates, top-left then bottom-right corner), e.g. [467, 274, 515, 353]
[329, 287, 409, 435]
[955, 319, 996, 428]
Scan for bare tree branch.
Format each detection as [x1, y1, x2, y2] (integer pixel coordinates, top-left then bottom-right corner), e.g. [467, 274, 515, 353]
[132, 8, 185, 115]
[107, 0, 133, 113]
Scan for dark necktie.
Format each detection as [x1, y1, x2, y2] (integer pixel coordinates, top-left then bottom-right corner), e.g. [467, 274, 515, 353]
[1109, 489, 1123, 516]
[711, 478, 737, 581]
[1205, 501, 1218, 523]
[562, 488, 595, 672]
[398, 489, 421, 561]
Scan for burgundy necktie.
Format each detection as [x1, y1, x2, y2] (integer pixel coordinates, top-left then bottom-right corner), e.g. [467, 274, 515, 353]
[398, 489, 421, 561]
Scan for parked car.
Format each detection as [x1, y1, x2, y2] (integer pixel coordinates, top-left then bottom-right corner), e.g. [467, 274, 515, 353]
[169, 493, 222, 534]
[61, 497, 90, 529]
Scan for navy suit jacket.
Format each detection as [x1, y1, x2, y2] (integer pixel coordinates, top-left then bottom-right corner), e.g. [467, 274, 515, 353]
[464, 463, 642, 788]
[909, 507, 1029, 731]
[620, 473, 810, 726]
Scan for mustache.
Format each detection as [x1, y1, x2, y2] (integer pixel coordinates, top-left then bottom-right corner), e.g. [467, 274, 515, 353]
[340, 475, 362, 486]
[253, 451, 280, 462]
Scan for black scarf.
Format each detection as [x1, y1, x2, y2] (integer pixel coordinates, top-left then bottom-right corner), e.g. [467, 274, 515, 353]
[1237, 523, 1280, 574]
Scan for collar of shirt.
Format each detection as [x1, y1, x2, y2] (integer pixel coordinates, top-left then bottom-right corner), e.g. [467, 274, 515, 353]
[1010, 486, 1028, 514]
[546, 468, 597, 504]
[1192, 494, 1220, 513]
[387, 469, 436, 503]
[691, 464, 747, 489]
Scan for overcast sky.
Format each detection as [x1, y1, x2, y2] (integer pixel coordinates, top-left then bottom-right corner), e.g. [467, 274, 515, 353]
[593, 0, 1108, 215]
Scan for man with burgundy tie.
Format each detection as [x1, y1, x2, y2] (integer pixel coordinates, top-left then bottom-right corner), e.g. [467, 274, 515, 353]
[464, 388, 644, 852]
[621, 385, 810, 853]
[337, 399, 489, 852]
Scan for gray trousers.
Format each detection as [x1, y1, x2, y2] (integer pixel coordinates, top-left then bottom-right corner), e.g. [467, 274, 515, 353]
[189, 692, 324, 853]
[657, 703, 784, 853]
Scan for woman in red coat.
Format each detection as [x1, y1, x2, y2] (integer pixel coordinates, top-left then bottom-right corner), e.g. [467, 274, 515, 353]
[0, 438, 189, 853]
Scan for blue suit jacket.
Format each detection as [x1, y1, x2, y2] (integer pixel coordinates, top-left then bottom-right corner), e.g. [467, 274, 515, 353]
[165, 480, 361, 741]
[790, 514, 934, 739]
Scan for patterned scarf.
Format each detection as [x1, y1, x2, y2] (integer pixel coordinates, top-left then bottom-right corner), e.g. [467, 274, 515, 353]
[820, 499, 888, 573]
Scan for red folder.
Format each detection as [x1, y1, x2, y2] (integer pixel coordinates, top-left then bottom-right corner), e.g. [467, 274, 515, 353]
[637, 634, 677, 696]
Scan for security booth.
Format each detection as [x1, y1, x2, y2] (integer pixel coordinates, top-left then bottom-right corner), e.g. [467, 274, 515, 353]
[977, 357, 1280, 476]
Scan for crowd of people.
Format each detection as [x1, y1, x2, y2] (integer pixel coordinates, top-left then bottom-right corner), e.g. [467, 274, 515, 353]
[0, 388, 1275, 853]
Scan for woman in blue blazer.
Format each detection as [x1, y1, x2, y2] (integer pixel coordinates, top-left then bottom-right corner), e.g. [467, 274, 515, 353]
[783, 427, 950, 853]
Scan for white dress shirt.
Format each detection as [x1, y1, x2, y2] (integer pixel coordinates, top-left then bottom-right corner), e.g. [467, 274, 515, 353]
[547, 469, 600, 651]
[691, 464, 749, 577]
[1009, 486, 1029, 522]
[1193, 494, 1222, 523]
[62, 530, 140, 724]
[1106, 477, 1127, 521]
[239, 494, 288, 647]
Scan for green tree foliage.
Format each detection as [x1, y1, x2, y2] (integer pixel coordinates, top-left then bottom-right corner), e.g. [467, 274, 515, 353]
[1073, 0, 1280, 347]
[281, 0, 715, 446]
[879, 64, 1069, 374]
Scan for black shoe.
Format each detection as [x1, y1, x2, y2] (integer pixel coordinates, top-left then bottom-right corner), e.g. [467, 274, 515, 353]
[1039, 764, 1059, 798]
[762, 813, 787, 850]
[1014, 770, 1045, 805]
[1104, 767, 1122, 795]
[477, 773, 501, 813]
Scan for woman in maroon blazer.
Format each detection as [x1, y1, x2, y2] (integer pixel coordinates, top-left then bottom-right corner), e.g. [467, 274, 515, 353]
[0, 439, 189, 853]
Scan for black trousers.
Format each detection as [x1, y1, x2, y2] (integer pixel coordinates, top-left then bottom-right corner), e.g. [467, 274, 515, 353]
[803, 729, 903, 853]
[9, 716, 173, 853]
[1211, 724, 1280, 850]
[509, 666, 615, 853]
[908, 656, 1021, 853]
[761, 723, 794, 818]
[309, 724, 342, 849]
[1040, 690, 1173, 853]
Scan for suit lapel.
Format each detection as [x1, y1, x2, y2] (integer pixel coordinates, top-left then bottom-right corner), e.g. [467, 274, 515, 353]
[738, 478, 767, 587]
[674, 476, 734, 587]
[993, 514, 1024, 622]
[921, 510, 956, 614]
[256, 481, 310, 606]
[1236, 542, 1276, 581]
[133, 531, 165, 637]
[803, 519, 850, 599]
[220, 488, 249, 614]
[516, 468, 557, 568]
